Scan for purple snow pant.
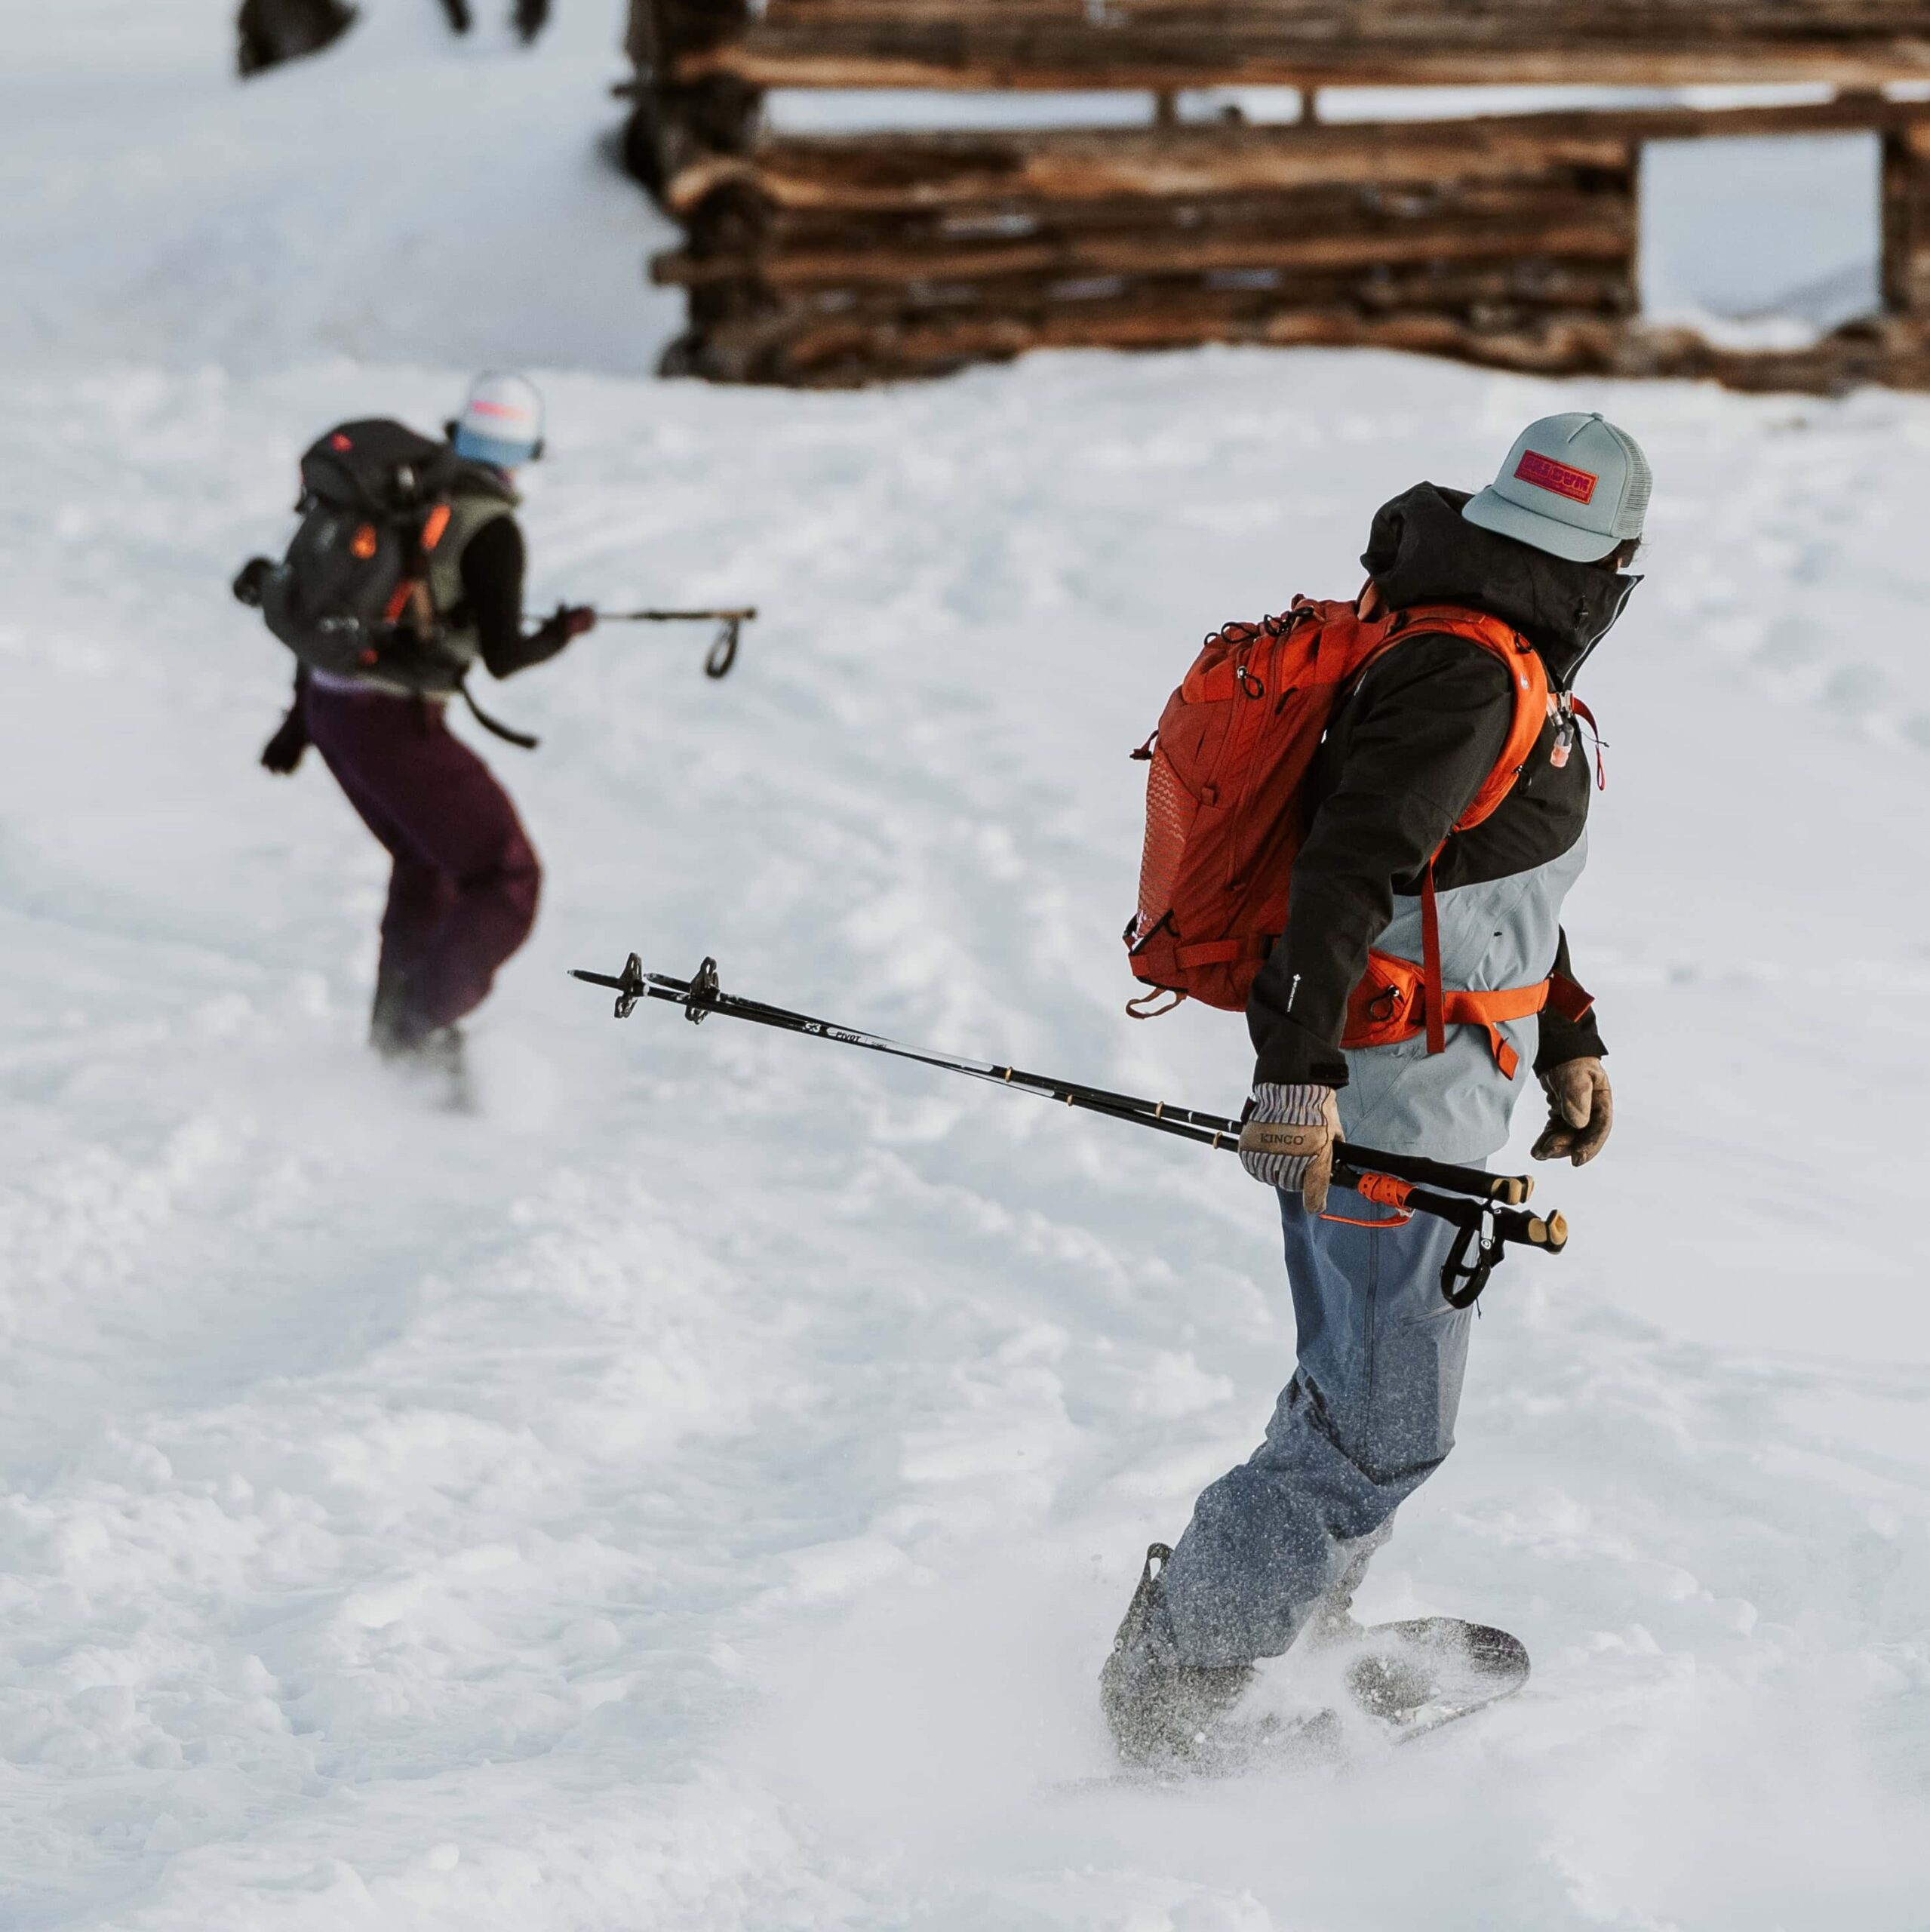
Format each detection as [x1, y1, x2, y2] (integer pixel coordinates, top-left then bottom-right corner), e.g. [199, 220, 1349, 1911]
[305, 683, 541, 1043]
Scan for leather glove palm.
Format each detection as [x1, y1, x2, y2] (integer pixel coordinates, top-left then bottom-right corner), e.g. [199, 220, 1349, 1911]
[1237, 1082, 1341, 1213]
[1532, 1056, 1612, 1165]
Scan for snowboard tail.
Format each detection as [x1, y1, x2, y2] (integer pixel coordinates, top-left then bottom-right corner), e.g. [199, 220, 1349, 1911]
[1344, 1617, 1530, 1741]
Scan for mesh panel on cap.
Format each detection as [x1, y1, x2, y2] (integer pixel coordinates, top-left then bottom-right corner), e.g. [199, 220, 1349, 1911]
[1608, 423, 1652, 537]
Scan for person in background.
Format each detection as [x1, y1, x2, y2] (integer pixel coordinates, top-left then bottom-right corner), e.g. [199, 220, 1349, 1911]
[258, 374, 595, 1094]
[438, 0, 551, 44]
[236, 0, 357, 76]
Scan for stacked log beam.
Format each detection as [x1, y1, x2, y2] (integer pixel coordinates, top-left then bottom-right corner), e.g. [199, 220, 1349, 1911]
[660, 0, 1930, 91]
[661, 97, 1930, 217]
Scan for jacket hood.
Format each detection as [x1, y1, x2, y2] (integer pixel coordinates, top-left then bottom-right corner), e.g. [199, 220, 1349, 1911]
[1360, 481, 1637, 688]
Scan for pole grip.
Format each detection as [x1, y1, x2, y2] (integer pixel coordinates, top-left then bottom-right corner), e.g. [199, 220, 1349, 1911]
[1525, 1211, 1568, 1251]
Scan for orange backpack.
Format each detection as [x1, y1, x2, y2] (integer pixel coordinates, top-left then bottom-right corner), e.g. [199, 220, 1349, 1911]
[1124, 595, 1569, 1075]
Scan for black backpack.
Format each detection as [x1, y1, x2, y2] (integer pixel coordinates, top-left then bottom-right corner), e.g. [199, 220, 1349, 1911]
[250, 419, 511, 691]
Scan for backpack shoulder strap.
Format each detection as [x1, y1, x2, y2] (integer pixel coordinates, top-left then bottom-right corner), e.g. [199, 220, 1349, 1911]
[426, 490, 516, 617]
[1387, 603, 1549, 833]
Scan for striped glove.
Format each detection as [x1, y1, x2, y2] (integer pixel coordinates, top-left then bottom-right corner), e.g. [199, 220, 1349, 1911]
[1237, 1083, 1341, 1213]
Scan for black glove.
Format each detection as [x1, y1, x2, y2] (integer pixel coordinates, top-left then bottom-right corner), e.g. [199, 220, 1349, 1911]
[540, 603, 598, 644]
[232, 557, 274, 608]
[523, 604, 597, 668]
[260, 706, 309, 776]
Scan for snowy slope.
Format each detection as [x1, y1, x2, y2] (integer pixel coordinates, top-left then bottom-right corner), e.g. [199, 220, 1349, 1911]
[1, 0, 679, 374]
[4, 8, 1930, 1930]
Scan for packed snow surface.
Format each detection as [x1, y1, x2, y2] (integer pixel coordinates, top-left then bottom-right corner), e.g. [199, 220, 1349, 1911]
[4, 6, 1929, 1928]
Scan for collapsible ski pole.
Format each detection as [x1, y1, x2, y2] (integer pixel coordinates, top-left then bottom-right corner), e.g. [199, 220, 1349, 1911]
[595, 607, 757, 679]
[569, 954, 1567, 1302]
[601, 608, 758, 622]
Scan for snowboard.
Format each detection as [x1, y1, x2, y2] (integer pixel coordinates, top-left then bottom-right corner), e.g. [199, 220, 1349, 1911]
[1338, 1616, 1530, 1743]
[1073, 1617, 1529, 1788]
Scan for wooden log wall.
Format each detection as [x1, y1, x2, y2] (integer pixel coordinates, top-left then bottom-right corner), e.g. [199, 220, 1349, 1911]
[648, 99, 1930, 388]
[622, 0, 758, 197]
[624, 2, 1930, 391]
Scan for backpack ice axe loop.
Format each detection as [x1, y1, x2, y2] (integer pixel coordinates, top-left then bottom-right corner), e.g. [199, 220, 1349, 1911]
[567, 955, 1567, 1302]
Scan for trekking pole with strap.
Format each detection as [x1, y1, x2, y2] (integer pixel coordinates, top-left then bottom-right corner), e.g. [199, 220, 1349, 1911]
[569, 954, 1567, 1308]
[595, 607, 758, 679]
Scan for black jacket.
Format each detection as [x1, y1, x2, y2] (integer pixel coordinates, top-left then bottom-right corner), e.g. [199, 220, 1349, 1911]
[1246, 483, 1626, 1091]
[265, 491, 566, 767]
[458, 515, 573, 680]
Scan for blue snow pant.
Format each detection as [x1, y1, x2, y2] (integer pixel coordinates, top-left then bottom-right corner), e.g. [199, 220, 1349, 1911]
[1160, 1181, 1474, 1669]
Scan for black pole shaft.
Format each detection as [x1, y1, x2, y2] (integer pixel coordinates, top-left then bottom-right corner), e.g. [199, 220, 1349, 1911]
[570, 961, 1541, 1211]
[569, 955, 1566, 1306]
[599, 608, 757, 623]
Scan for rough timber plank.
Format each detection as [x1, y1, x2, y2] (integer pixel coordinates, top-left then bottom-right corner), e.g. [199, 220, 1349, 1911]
[661, 98, 1930, 219]
[662, 0, 1930, 91]
[656, 211, 1633, 287]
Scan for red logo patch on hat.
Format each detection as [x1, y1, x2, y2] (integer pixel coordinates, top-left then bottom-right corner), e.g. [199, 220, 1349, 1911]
[1515, 450, 1597, 504]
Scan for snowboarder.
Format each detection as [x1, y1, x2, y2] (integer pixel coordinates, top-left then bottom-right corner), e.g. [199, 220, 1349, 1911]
[252, 374, 595, 1089]
[438, 0, 551, 44]
[1102, 413, 1649, 1765]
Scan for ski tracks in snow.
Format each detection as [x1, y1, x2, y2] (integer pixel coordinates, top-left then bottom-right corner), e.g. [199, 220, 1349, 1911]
[2, 337, 1929, 1927]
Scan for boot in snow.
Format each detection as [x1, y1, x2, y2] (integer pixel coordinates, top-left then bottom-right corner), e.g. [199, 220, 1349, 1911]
[376, 1020, 472, 1112]
[410, 1026, 470, 1110]
[1302, 1519, 1393, 1651]
[1099, 1544, 1253, 1769]
[369, 961, 416, 1060]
